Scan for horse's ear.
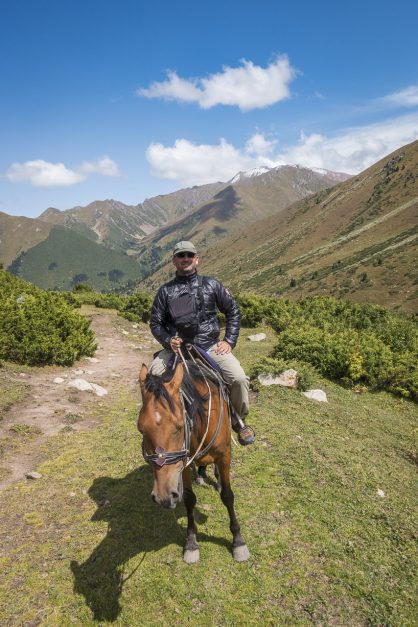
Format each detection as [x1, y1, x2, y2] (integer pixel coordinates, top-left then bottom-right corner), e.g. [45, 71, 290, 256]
[139, 364, 148, 385]
[170, 361, 183, 389]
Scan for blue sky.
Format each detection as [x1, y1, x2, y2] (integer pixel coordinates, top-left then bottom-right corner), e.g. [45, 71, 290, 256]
[1, 0, 418, 218]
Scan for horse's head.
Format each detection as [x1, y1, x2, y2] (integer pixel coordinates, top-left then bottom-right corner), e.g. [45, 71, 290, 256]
[138, 362, 185, 509]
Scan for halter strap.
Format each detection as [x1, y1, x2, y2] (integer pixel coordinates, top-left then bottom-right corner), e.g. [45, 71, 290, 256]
[142, 390, 192, 467]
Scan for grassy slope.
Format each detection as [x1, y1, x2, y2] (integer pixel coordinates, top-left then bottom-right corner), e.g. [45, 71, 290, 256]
[0, 212, 53, 267]
[11, 225, 143, 291]
[153, 141, 417, 313]
[0, 322, 416, 625]
[140, 170, 345, 290]
[0, 367, 29, 422]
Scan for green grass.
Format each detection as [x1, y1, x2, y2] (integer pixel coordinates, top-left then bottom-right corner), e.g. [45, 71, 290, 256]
[9, 423, 41, 437]
[0, 368, 29, 421]
[0, 327, 417, 625]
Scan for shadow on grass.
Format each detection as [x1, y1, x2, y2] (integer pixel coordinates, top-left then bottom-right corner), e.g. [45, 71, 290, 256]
[71, 465, 230, 622]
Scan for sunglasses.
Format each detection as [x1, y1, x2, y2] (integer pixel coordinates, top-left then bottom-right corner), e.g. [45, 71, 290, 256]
[175, 252, 196, 258]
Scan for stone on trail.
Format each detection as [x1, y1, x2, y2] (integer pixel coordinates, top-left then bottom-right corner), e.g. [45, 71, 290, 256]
[302, 389, 328, 403]
[53, 377, 65, 384]
[26, 471, 42, 480]
[91, 383, 108, 397]
[68, 378, 108, 397]
[258, 369, 298, 388]
[247, 333, 267, 342]
[85, 357, 99, 363]
[72, 368, 84, 375]
[68, 378, 92, 392]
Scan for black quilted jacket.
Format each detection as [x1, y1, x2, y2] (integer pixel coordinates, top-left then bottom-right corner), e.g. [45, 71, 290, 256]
[149, 272, 241, 350]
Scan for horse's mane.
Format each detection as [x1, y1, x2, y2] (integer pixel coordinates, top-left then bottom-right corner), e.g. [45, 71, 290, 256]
[144, 363, 220, 431]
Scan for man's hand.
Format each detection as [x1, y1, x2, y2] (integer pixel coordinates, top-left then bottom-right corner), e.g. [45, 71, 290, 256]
[170, 336, 183, 353]
[215, 340, 232, 355]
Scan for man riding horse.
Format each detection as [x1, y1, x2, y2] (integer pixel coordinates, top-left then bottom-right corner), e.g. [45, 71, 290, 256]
[148, 240, 255, 446]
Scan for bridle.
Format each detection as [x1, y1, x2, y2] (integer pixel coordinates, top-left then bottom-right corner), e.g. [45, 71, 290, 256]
[142, 347, 226, 469]
[141, 390, 192, 467]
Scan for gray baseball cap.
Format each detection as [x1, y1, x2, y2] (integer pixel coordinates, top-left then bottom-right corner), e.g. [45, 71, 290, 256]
[173, 240, 197, 255]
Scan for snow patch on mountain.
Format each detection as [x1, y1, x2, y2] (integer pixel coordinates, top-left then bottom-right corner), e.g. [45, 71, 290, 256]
[229, 164, 349, 185]
[229, 166, 273, 184]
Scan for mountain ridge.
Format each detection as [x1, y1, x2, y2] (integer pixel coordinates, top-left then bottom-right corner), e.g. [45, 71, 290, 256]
[183, 140, 418, 312]
[1, 163, 345, 280]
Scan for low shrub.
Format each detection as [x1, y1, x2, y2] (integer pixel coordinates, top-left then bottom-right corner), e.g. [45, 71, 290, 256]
[119, 292, 153, 323]
[237, 292, 417, 401]
[60, 291, 81, 308]
[94, 294, 126, 310]
[0, 269, 96, 366]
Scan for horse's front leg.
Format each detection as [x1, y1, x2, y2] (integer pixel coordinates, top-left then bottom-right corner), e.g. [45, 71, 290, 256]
[182, 467, 200, 564]
[217, 459, 250, 562]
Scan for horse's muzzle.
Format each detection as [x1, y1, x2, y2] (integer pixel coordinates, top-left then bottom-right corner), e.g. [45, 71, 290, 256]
[152, 491, 180, 509]
[151, 474, 183, 509]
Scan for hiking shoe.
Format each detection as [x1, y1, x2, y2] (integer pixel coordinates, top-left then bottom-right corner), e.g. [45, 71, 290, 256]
[238, 425, 256, 446]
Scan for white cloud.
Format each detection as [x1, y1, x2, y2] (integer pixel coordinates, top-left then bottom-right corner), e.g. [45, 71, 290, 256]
[6, 156, 120, 188]
[79, 156, 120, 177]
[275, 113, 418, 173]
[6, 160, 85, 187]
[138, 57, 296, 111]
[146, 113, 418, 186]
[146, 138, 262, 185]
[139, 71, 202, 103]
[244, 133, 277, 157]
[381, 85, 418, 107]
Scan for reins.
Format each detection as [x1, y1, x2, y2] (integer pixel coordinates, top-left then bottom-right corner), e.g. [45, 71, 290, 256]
[182, 345, 213, 468]
[142, 345, 225, 469]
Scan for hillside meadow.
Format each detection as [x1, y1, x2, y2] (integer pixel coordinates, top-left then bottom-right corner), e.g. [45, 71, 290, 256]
[0, 313, 417, 625]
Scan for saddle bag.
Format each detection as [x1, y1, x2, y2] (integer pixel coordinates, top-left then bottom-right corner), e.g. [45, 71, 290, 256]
[168, 276, 206, 342]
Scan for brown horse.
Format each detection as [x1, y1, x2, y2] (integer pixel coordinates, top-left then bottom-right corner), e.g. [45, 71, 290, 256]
[138, 360, 250, 564]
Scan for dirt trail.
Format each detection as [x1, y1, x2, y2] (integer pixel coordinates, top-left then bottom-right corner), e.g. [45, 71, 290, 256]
[0, 307, 156, 491]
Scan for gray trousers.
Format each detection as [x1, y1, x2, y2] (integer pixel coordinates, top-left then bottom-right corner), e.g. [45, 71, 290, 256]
[149, 343, 250, 420]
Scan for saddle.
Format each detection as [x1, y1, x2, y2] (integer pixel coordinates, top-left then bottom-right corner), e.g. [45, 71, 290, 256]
[154, 344, 254, 444]
[174, 343, 229, 402]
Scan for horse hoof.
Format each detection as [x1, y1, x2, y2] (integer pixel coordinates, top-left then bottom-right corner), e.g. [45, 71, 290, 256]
[196, 476, 205, 486]
[183, 549, 200, 564]
[233, 544, 250, 562]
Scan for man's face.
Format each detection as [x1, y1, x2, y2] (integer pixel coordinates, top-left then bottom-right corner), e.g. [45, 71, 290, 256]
[172, 252, 199, 275]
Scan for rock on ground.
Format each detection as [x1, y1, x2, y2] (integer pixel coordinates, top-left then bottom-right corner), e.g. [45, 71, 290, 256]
[247, 333, 266, 342]
[68, 378, 108, 397]
[258, 369, 298, 388]
[25, 471, 42, 480]
[302, 389, 328, 403]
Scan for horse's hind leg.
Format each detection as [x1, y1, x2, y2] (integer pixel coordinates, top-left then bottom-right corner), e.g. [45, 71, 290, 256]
[182, 468, 200, 564]
[214, 464, 222, 492]
[216, 459, 250, 562]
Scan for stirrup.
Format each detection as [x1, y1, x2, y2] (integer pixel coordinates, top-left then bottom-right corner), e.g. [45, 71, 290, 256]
[238, 425, 256, 446]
